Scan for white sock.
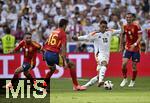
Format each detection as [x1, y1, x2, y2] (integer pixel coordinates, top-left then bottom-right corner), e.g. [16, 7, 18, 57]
[98, 66, 107, 83]
[83, 76, 98, 87]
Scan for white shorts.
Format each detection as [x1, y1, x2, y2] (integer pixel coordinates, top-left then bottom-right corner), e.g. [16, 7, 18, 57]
[96, 53, 109, 71]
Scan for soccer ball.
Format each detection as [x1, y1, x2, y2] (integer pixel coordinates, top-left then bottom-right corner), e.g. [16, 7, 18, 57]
[103, 80, 113, 90]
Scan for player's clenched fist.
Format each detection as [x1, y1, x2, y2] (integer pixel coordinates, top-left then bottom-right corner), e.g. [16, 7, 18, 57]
[72, 35, 78, 41]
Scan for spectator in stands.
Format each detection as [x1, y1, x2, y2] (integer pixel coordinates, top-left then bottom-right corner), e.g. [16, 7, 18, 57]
[141, 0, 149, 13]
[142, 17, 150, 52]
[108, 14, 121, 29]
[21, 7, 30, 31]
[11, 25, 24, 42]
[35, 5, 44, 23]
[83, 18, 95, 35]
[68, 16, 83, 41]
[21, 0, 30, 11]
[54, 7, 65, 24]
[29, 15, 41, 43]
[0, 8, 6, 38]
[0, 0, 149, 53]
[74, 0, 87, 12]
[1, 26, 15, 54]
[7, 5, 18, 31]
[29, 0, 39, 13]
[108, 14, 121, 52]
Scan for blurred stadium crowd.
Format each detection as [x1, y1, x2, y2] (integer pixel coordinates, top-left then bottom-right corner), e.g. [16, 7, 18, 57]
[0, 0, 149, 53]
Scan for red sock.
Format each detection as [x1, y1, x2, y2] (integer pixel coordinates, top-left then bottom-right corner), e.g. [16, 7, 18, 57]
[132, 71, 137, 81]
[69, 68, 78, 86]
[25, 73, 35, 84]
[122, 69, 127, 78]
[11, 74, 19, 85]
[13, 74, 19, 78]
[44, 70, 55, 84]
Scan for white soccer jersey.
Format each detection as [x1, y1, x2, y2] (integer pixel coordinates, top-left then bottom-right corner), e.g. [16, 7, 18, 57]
[78, 29, 121, 66]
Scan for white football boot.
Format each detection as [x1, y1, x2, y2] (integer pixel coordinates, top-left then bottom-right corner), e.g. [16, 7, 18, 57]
[120, 78, 128, 87]
[128, 80, 135, 87]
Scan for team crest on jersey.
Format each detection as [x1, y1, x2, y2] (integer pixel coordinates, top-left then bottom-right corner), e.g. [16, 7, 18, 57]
[98, 36, 101, 38]
[25, 48, 28, 52]
[128, 31, 131, 34]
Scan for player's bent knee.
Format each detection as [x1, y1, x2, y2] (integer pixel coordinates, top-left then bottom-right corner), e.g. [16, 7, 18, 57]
[101, 61, 107, 66]
[14, 68, 21, 74]
[14, 71, 18, 75]
[132, 62, 137, 70]
[49, 65, 56, 71]
[122, 62, 127, 68]
[24, 71, 29, 76]
[68, 62, 75, 69]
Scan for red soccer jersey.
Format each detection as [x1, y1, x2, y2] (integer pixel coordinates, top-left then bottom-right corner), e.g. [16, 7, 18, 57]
[124, 23, 142, 52]
[44, 28, 67, 53]
[14, 40, 41, 66]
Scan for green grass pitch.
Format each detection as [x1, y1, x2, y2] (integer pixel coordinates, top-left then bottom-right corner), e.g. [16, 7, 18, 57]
[51, 77, 150, 103]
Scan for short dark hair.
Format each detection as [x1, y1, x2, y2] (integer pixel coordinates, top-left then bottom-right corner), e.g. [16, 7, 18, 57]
[58, 19, 68, 28]
[127, 12, 134, 17]
[24, 32, 32, 37]
[100, 20, 107, 25]
[4, 27, 11, 34]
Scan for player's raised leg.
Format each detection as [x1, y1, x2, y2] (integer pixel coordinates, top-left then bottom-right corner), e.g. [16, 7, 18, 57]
[82, 75, 98, 88]
[44, 66, 56, 87]
[43, 51, 58, 87]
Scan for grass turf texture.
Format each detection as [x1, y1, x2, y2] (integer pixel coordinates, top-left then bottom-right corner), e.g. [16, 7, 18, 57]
[51, 77, 150, 103]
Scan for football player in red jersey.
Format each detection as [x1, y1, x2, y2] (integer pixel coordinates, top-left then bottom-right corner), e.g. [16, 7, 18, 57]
[43, 19, 86, 91]
[120, 13, 142, 87]
[4, 32, 42, 88]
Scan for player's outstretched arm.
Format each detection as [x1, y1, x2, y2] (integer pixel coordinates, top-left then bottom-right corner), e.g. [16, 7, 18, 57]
[72, 32, 98, 41]
[72, 35, 89, 41]
[107, 28, 122, 36]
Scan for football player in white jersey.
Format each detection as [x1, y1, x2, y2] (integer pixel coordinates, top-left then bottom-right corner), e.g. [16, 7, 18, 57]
[72, 20, 122, 89]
